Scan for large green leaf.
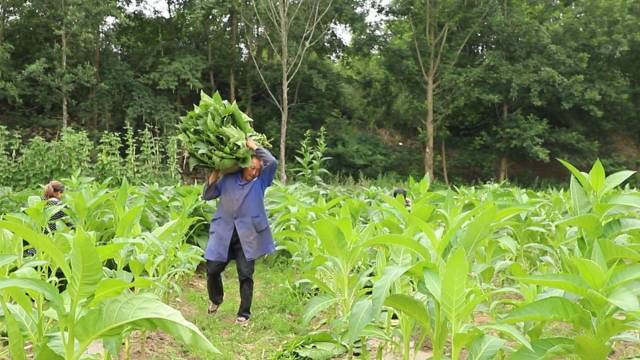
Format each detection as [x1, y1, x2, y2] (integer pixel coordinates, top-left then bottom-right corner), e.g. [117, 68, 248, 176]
[313, 219, 344, 259]
[0, 220, 71, 276]
[96, 243, 127, 261]
[2, 302, 37, 341]
[590, 241, 607, 270]
[602, 170, 636, 194]
[514, 274, 592, 299]
[509, 337, 574, 360]
[1, 298, 26, 360]
[607, 284, 640, 311]
[607, 264, 640, 290]
[363, 234, 431, 260]
[90, 278, 154, 306]
[569, 176, 590, 216]
[75, 294, 219, 355]
[558, 159, 591, 192]
[423, 268, 441, 301]
[383, 294, 430, 329]
[588, 159, 606, 194]
[0, 255, 17, 268]
[371, 265, 411, 313]
[616, 218, 640, 233]
[115, 204, 144, 237]
[467, 335, 504, 360]
[344, 298, 374, 343]
[4, 288, 35, 325]
[574, 334, 610, 360]
[295, 339, 346, 359]
[302, 295, 337, 326]
[441, 247, 468, 328]
[477, 324, 532, 350]
[557, 214, 602, 241]
[458, 205, 496, 254]
[496, 207, 528, 222]
[116, 177, 129, 213]
[68, 230, 103, 304]
[0, 278, 63, 313]
[35, 343, 65, 360]
[572, 258, 607, 290]
[407, 214, 438, 246]
[595, 317, 634, 340]
[438, 208, 480, 256]
[598, 239, 640, 262]
[380, 193, 411, 218]
[502, 297, 591, 328]
[607, 193, 640, 209]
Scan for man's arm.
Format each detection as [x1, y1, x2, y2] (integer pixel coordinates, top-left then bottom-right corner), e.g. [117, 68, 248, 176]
[202, 169, 222, 200]
[247, 138, 278, 187]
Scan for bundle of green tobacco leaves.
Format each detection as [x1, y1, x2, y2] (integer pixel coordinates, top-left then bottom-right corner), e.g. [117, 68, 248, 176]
[178, 91, 269, 171]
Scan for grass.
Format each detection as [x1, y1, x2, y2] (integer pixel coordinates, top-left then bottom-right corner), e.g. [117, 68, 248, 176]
[128, 257, 306, 359]
[122, 257, 640, 360]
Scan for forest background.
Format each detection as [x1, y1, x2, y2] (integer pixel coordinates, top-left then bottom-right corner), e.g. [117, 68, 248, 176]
[1, 0, 639, 188]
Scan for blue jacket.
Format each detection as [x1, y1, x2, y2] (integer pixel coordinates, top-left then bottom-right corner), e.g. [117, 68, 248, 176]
[202, 147, 278, 262]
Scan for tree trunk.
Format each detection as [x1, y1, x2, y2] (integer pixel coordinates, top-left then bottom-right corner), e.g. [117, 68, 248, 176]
[250, 0, 332, 183]
[499, 102, 509, 182]
[424, 74, 435, 180]
[245, 25, 258, 117]
[91, 28, 101, 130]
[246, 72, 253, 117]
[201, 14, 216, 93]
[499, 156, 508, 182]
[207, 41, 215, 92]
[229, 7, 237, 101]
[280, 84, 288, 183]
[441, 138, 449, 186]
[279, 1, 288, 183]
[0, 4, 6, 45]
[61, 3, 69, 128]
[229, 67, 235, 101]
[268, 47, 274, 62]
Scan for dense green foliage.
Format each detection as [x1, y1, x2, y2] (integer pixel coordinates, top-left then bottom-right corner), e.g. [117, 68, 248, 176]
[2, 160, 640, 358]
[178, 91, 269, 171]
[269, 160, 640, 359]
[0, 125, 181, 189]
[1, 0, 639, 183]
[0, 179, 219, 358]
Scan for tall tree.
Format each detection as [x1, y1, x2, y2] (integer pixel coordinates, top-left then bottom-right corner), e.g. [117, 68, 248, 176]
[457, 0, 554, 181]
[228, 1, 238, 101]
[0, 0, 22, 103]
[392, 0, 488, 179]
[60, 0, 69, 127]
[247, 0, 333, 182]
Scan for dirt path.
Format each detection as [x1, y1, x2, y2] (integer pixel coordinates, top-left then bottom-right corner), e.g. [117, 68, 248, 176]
[122, 260, 305, 359]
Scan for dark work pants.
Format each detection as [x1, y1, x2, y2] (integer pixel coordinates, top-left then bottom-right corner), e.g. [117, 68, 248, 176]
[206, 228, 255, 318]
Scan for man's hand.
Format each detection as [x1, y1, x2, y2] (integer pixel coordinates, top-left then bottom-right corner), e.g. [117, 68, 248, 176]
[246, 137, 258, 151]
[207, 169, 221, 185]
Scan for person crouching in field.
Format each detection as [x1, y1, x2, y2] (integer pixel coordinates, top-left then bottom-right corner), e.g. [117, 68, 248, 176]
[43, 180, 68, 233]
[25, 180, 69, 257]
[392, 188, 412, 208]
[202, 138, 278, 325]
[24, 180, 72, 290]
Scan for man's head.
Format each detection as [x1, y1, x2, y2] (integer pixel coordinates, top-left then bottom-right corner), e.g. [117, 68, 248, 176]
[392, 188, 407, 199]
[392, 188, 412, 207]
[242, 155, 263, 181]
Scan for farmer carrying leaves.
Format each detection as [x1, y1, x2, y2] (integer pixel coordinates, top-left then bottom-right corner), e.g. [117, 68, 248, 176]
[202, 137, 278, 325]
